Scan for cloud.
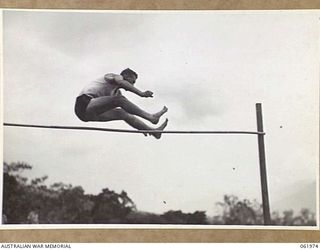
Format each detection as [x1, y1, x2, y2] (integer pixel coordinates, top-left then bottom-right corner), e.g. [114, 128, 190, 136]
[163, 87, 218, 120]
[156, 72, 227, 124]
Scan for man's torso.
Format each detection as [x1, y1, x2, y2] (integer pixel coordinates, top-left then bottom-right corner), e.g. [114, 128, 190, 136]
[79, 73, 121, 97]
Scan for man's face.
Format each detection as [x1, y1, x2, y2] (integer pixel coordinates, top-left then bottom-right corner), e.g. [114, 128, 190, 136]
[125, 74, 137, 85]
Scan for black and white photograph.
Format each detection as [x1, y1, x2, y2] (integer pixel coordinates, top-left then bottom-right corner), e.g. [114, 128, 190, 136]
[1, 10, 319, 228]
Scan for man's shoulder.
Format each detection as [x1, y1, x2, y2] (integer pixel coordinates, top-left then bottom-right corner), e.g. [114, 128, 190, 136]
[104, 73, 123, 82]
[104, 73, 117, 78]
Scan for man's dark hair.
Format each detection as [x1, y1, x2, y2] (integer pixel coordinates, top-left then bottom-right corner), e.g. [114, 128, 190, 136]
[120, 68, 138, 78]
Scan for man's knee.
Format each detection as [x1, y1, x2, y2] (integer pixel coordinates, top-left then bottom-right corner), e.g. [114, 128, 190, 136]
[114, 95, 128, 106]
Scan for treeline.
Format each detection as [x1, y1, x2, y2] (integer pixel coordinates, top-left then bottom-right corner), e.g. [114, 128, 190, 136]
[2, 162, 316, 226]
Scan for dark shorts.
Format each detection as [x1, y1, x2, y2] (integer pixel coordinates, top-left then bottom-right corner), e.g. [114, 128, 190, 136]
[74, 94, 93, 122]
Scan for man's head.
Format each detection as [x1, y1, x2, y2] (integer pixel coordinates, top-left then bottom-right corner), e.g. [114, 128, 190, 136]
[120, 68, 138, 84]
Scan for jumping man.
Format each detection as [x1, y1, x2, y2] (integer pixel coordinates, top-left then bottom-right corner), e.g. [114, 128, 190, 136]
[74, 68, 168, 139]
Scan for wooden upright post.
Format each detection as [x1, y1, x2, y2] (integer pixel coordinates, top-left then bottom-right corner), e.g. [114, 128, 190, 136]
[256, 103, 271, 225]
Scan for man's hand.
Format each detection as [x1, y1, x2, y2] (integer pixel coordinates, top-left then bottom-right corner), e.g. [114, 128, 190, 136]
[141, 90, 154, 98]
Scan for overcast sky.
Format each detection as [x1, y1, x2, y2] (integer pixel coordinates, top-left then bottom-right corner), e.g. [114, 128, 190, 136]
[2, 10, 319, 217]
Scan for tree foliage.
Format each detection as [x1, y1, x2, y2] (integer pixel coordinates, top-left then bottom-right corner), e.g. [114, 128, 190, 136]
[214, 195, 263, 225]
[212, 195, 316, 226]
[3, 162, 136, 224]
[2, 162, 316, 226]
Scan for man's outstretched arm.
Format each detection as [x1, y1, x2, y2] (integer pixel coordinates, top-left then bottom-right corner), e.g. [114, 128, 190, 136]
[112, 75, 153, 98]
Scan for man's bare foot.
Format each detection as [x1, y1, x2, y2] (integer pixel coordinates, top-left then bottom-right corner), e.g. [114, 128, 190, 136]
[150, 118, 168, 139]
[151, 106, 168, 124]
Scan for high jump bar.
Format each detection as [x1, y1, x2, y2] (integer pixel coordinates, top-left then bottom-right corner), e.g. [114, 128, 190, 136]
[3, 123, 265, 135]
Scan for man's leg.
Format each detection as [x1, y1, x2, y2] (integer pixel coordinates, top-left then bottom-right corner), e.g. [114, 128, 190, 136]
[86, 95, 167, 124]
[93, 108, 168, 139]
